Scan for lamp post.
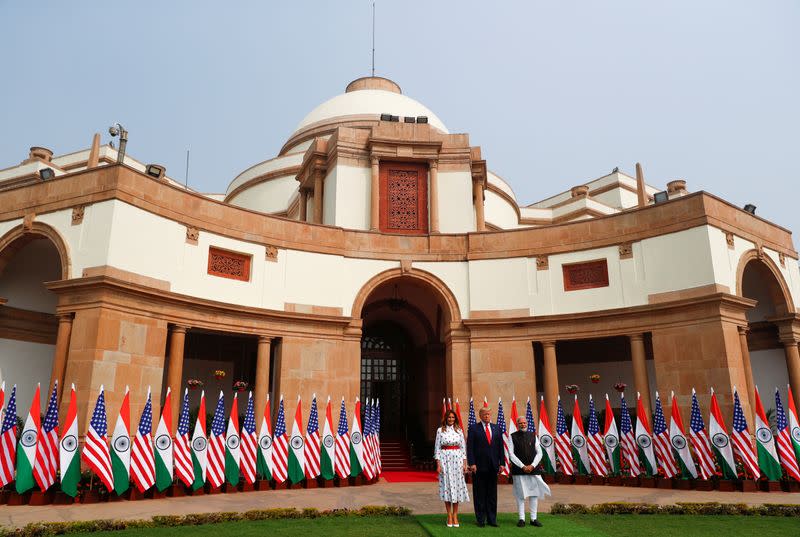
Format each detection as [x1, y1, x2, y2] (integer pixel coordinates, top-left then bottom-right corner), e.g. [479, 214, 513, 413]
[109, 122, 128, 164]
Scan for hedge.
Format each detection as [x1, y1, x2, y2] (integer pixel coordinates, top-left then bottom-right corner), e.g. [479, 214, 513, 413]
[549, 502, 800, 516]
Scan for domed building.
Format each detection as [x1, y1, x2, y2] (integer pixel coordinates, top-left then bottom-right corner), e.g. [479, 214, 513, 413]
[0, 77, 798, 455]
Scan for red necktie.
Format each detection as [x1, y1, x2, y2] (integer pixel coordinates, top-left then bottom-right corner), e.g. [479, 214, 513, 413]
[484, 423, 491, 444]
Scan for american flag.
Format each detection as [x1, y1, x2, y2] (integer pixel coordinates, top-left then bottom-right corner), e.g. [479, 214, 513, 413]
[587, 395, 607, 476]
[374, 398, 381, 474]
[362, 399, 375, 479]
[525, 397, 535, 433]
[240, 392, 258, 485]
[271, 396, 288, 482]
[33, 382, 59, 490]
[174, 389, 193, 487]
[468, 398, 476, 428]
[206, 392, 227, 488]
[731, 388, 759, 479]
[775, 389, 800, 480]
[130, 390, 155, 492]
[82, 386, 114, 491]
[334, 397, 350, 479]
[652, 393, 677, 477]
[555, 396, 573, 475]
[689, 390, 715, 479]
[0, 385, 17, 487]
[304, 394, 321, 479]
[497, 398, 510, 475]
[619, 393, 640, 476]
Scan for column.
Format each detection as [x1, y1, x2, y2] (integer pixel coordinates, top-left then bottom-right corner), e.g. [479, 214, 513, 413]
[299, 189, 308, 222]
[370, 156, 380, 231]
[313, 171, 324, 224]
[738, 325, 756, 422]
[254, 336, 272, 419]
[782, 337, 800, 407]
[49, 313, 73, 395]
[166, 324, 188, 430]
[429, 160, 439, 233]
[473, 179, 486, 231]
[629, 333, 652, 419]
[542, 340, 558, 428]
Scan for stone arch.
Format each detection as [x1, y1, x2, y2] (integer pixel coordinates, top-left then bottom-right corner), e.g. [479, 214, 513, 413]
[0, 222, 71, 280]
[735, 248, 794, 315]
[351, 268, 462, 325]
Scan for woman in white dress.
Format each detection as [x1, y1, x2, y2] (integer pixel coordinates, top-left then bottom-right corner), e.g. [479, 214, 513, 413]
[435, 409, 470, 528]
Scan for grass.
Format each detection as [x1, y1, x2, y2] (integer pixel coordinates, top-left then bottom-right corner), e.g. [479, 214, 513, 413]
[416, 513, 800, 537]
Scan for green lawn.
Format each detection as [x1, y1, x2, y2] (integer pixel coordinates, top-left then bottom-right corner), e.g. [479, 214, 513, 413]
[32, 513, 800, 537]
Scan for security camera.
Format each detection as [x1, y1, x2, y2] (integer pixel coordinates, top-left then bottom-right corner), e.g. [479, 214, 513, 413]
[109, 125, 120, 137]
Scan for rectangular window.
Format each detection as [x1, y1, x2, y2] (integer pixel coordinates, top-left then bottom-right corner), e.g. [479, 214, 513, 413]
[207, 247, 252, 282]
[562, 259, 609, 291]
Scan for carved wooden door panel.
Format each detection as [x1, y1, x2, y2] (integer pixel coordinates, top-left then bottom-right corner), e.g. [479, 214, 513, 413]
[379, 161, 428, 234]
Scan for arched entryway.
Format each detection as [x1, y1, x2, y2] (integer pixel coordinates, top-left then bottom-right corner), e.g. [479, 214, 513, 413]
[0, 223, 69, 409]
[354, 269, 462, 452]
[737, 250, 798, 413]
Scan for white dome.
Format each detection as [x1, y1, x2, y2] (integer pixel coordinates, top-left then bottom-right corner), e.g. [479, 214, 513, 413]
[294, 77, 449, 135]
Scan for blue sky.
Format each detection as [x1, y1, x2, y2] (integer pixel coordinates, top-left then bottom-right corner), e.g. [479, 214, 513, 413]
[1, 1, 798, 233]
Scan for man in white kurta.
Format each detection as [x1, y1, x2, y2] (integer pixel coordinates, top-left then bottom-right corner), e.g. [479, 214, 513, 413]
[509, 415, 552, 527]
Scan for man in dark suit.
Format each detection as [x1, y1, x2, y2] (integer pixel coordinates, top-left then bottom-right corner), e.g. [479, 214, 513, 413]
[467, 406, 504, 527]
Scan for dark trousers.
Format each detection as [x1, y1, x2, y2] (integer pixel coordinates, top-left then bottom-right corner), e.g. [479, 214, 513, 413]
[472, 471, 498, 524]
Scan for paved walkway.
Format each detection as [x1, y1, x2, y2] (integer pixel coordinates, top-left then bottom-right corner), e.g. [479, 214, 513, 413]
[1, 481, 798, 529]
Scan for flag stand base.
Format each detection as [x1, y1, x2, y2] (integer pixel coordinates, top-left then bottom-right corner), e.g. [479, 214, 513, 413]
[621, 477, 640, 487]
[574, 475, 590, 485]
[717, 479, 735, 492]
[639, 477, 656, 488]
[557, 474, 574, 485]
[673, 479, 691, 490]
[152, 489, 168, 499]
[304, 479, 317, 489]
[255, 480, 271, 491]
[79, 490, 100, 504]
[239, 482, 254, 492]
[590, 476, 605, 486]
[740, 480, 757, 492]
[128, 489, 146, 501]
[289, 482, 303, 490]
[204, 484, 222, 494]
[274, 481, 287, 490]
[187, 487, 205, 496]
[334, 477, 349, 487]
[222, 483, 238, 493]
[656, 478, 673, 489]
[168, 484, 186, 497]
[28, 490, 53, 505]
[694, 480, 713, 491]
[318, 478, 334, 488]
[760, 480, 782, 492]
[605, 476, 622, 486]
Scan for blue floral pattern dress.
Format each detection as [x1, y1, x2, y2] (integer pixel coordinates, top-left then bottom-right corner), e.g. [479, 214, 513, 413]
[434, 426, 470, 503]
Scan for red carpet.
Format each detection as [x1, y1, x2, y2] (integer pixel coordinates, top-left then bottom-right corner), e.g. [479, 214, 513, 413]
[381, 470, 439, 483]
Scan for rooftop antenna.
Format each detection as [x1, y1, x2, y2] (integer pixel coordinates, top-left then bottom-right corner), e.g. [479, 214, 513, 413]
[371, 1, 375, 76]
[184, 149, 190, 188]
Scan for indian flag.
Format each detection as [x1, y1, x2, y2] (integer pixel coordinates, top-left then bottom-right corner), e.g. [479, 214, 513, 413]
[320, 396, 335, 480]
[59, 384, 80, 497]
[257, 394, 272, 480]
[787, 386, 800, 463]
[537, 396, 556, 473]
[110, 386, 131, 495]
[570, 396, 590, 475]
[635, 392, 657, 476]
[754, 387, 782, 481]
[190, 391, 207, 490]
[16, 384, 41, 493]
[669, 391, 697, 478]
[708, 388, 736, 479]
[287, 395, 305, 484]
[224, 393, 241, 486]
[154, 387, 173, 491]
[350, 397, 365, 477]
[603, 394, 621, 474]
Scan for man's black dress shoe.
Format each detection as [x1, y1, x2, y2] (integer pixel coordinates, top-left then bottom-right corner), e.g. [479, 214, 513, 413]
[488, 522, 499, 527]
[476, 522, 485, 527]
[516, 519, 526, 527]
[530, 519, 543, 527]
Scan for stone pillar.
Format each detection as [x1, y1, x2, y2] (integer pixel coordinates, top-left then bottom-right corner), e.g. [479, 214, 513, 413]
[629, 333, 652, 419]
[254, 336, 272, 418]
[473, 178, 486, 232]
[781, 337, 800, 408]
[738, 326, 756, 422]
[542, 341, 558, 428]
[429, 160, 439, 233]
[313, 171, 324, 224]
[370, 156, 380, 231]
[166, 325, 188, 430]
[49, 313, 74, 396]
[299, 189, 308, 222]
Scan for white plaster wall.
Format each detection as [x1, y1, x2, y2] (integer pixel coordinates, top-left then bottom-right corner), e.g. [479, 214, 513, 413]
[468, 258, 529, 313]
[591, 189, 624, 209]
[764, 247, 800, 310]
[226, 153, 303, 196]
[227, 175, 298, 214]
[337, 258, 399, 316]
[437, 171, 474, 233]
[707, 226, 756, 293]
[413, 262, 470, 320]
[331, 165, 371, 231]
[0, 339, 54, 409]
[484, 190, 520, 230]
[323, 167, 338, 226]
[640, 226, 717, 296]
[487, 172, 516, 202]
[750, 349, 789, 408]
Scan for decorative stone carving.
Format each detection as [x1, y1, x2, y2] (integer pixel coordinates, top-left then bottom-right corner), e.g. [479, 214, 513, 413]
[536, 255, 549, 271]
[207, 247, 251, 282]
[725, 232, 735, 249]
[562, 260, 609, 291]
[265, 245, 278, 262]
[570, 185, 589, 198]
[779, 252, 786, 268]
[387, 170, 420, 230]
[186, 226, 199, 245]
[619, 242, 633, 259]
[23, 213, 35, 231]
[401, 258, 413, 274]
[71, 205, 85, 225]
[667, 179, 687, 193]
